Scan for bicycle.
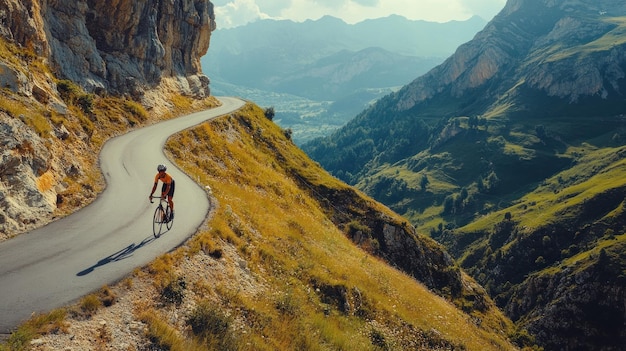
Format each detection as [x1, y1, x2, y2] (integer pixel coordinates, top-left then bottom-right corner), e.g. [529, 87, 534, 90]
[150, 197, 173, 237]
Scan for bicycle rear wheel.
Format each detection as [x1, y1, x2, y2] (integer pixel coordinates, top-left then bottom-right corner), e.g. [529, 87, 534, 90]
[153, 205, 165, 237]
[165, 206, 173, 230]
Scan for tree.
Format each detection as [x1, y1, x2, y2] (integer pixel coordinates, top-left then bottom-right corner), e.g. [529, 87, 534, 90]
[468, 116, 478, 129]
[420, 174, 430, 191]
[460, 187, 469, 200]
[264, 106, 275, 121]
[283, 128, 293, 140]
[535, 124, 547, 140]
[443, 195, 455, 214]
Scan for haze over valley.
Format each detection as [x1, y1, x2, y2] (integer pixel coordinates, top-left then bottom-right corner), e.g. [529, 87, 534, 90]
[201, 15, 487, 143]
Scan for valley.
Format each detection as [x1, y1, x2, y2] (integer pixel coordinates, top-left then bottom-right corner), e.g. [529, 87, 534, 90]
[304, 1, 626, 349]
[202, 15, 486, 144]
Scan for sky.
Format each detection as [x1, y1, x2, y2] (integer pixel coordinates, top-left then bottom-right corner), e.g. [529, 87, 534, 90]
[212, 0, 508, 29]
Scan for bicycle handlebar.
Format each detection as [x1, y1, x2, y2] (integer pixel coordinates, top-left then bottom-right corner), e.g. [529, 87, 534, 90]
[150, 196, 164, 203]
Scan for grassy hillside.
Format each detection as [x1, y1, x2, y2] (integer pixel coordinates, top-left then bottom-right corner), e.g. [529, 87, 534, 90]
[1, 103, 526, 350]
[0, 30, 528, 350]
[156, 103, 522, 350]
[440, 145, 626, 350]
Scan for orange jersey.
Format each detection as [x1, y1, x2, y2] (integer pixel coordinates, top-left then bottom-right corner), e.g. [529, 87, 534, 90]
[154, 172, 173, 185]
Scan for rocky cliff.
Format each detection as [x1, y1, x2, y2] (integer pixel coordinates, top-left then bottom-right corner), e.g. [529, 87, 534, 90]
[0, 0, 215, 101]
[395, 0, 626, 113]
[0, 0, 216, 237]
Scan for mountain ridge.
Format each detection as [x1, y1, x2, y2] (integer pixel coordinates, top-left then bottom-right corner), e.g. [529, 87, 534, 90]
[304, 0, 626, 349]
[202, 14, 487, 144]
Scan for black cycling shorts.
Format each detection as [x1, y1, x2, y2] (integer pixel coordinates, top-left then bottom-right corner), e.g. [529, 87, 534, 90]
[161, 180, 175, 197]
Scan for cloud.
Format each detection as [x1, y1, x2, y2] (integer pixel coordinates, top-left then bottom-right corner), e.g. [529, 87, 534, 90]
[255, 0, 293, 17]
[213, 0, 506, 29]
[214, 0, 269, 28]
[460, 0, 506, 20]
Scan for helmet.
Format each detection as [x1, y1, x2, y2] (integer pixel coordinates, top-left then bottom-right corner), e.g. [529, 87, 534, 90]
[157, 164, 167, 172]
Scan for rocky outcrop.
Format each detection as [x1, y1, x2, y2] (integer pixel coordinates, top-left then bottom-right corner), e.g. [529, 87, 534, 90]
[506, 249, 626, 350]
[0, 113, 53, 235]
[0, 61, 32, 96]
[310, 183, 490, 312]
[0, 108, 98, 238]
[0, 0, 216, 99]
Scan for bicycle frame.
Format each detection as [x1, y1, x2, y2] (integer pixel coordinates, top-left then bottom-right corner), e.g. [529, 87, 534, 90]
[151, 196, 173, 237]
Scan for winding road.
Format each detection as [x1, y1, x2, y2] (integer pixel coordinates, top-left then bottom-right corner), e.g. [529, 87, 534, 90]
[0, 96, 245, 333]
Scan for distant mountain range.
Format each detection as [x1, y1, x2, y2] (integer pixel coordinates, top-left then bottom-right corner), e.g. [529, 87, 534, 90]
[201, 15, 487, 143]
[304, 0, 626, 349]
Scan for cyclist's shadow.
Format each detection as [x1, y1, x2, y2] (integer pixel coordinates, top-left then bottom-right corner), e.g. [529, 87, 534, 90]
[76, 235, 156, 276]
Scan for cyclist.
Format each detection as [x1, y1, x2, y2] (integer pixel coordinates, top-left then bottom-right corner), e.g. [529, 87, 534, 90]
[149, 164, 175, 220]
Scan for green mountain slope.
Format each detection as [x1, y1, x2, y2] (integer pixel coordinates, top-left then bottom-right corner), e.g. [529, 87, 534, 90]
[448, 146, 626, 350]
[149, 103, 523, 350]
[304, 0, 626, 349]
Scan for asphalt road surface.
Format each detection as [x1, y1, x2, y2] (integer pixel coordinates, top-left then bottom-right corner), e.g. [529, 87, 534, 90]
[0, 96, 245, 333]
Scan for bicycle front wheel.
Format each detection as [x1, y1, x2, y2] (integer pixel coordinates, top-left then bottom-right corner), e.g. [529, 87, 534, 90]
[153, 205, 165, 237]
[165, 206, 173, 230]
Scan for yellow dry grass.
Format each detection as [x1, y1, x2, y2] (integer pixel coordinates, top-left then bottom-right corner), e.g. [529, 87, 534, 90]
[161, 103, 518, 350]
[36, 171, 55, 192]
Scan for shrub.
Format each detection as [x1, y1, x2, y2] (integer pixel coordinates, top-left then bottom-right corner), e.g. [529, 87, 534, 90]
[123, 100, 148, 120]
[187, 301, 237, 349]
[275, 292, 299, 316]
[161, 276, 186, 305]
[79, 294, 102, 317]
[535, 256, 546, 265]
[77, 93, 95, 114]
[283, 128, 293, 140]
[98, 286, 117, 307]
[187, 302, 230, 337]
[263, 106, 275, 121]
[370, 328, 389, 350]
[56, 79, 81, 103]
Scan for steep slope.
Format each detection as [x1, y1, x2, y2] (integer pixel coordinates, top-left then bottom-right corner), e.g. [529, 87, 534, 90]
[9, 103, 523, 350]
[448, 146, 626, 350]
[0, 1, 523, 350]
[304, 0, 626, 349]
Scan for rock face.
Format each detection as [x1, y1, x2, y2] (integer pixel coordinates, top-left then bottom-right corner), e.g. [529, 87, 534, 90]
[0, 114, 53, 234]
[314, 185, 490, 313]
[395, 0, 626, 112]
[0, 0, 215, 98]
[506, 248, 626, 350]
